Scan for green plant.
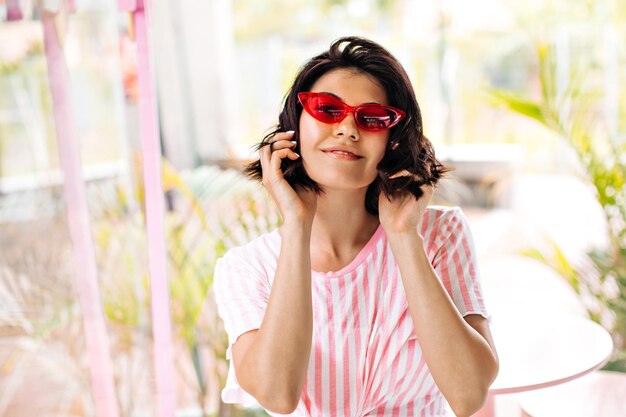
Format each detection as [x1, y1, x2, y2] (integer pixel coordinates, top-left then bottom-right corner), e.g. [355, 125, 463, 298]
[489, 38, 626, 371]
[94, 159, 281, 416]
[0, 217, 94, 417]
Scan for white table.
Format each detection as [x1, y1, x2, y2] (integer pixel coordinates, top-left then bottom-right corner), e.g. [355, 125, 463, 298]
[471, 313, 614, 417]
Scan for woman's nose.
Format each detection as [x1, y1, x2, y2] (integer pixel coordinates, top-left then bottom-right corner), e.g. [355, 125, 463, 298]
[334, 113, 360, 141]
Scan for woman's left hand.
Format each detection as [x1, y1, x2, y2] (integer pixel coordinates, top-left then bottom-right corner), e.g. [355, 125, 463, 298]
[378, 170, 433, 235]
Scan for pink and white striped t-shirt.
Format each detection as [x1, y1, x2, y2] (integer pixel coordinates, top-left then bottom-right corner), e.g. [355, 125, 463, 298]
[212, 206, 489, 417]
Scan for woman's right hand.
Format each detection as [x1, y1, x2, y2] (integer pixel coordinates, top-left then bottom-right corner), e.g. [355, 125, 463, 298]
[259, 131, 317, 225]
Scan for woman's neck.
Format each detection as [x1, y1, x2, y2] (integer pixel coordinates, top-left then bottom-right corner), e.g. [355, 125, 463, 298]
[309, 188, 380, 259]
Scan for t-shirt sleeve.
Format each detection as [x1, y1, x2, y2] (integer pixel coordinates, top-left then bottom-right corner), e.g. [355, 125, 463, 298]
[212, 250, 271, 407]
[431, 207, 491, 321]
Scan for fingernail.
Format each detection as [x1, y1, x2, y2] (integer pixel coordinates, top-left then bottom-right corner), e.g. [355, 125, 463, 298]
[286, 130, 295, 134]
[294, 153, 300, 158]
[291, 141, 297, 145]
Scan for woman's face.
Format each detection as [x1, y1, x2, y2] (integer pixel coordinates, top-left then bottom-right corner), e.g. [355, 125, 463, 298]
[298, 68, 390, 191]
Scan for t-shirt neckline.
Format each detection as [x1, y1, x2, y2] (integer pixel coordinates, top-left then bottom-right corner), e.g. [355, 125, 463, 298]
[312, 223, 385, 278]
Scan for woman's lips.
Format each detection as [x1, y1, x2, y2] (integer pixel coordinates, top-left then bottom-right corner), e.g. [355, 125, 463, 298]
[323, 150, 362, 161]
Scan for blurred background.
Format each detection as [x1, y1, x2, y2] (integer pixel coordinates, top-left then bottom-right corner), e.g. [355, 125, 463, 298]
[0, 0, 625, 416]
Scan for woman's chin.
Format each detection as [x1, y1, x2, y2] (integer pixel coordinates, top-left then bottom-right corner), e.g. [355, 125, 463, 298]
[312, 177, 375, 192]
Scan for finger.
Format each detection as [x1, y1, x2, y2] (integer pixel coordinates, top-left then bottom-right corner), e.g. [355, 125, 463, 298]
[259, 131, 295, 170]
[267, 131, 295, 149]
[389, 169, 415, 179]
[269, 148, 300, 176]
[270, 139, 298, 153]
[273, 130, 295, 141]
[259, 140, 271, 177]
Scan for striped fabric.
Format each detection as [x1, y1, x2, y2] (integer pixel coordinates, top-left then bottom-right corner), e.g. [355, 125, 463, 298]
[212, 206, 489, 417]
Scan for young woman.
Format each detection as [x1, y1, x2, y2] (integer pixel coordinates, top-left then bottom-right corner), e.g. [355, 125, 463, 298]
[213, 36, 499, 417]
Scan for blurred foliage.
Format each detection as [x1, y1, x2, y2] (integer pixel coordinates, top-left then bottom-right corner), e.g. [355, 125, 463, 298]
[0, 41, 43, 74]
[490, 38, 626, 371]
[0, 41, 56, 178]
[0, 160, 280, 416]
[93, 157, 281, 416]
[0, 213, 99, 416]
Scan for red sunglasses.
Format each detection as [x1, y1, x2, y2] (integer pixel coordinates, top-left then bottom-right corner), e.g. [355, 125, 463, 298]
[298, 92, 406, 132]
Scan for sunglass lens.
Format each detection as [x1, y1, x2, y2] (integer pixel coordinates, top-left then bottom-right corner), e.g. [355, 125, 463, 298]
[308, 96, 346, 123]
[356, 107, 396, 131]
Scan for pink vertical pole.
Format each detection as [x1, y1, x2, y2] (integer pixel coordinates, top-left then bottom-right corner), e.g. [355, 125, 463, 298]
[64, 0, 77, 13]
[117, 0, 137, 11]
[41, 12, 120, 417]
[6, 0, 23, 21]
[132, 1, 177, 416]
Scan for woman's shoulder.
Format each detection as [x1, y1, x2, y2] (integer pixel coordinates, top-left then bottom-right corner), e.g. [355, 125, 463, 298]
[421, 205, 469, 247]
[424, 205, 465, 223]
[218, 228, 281, 266]
[212, 230, 281, 302]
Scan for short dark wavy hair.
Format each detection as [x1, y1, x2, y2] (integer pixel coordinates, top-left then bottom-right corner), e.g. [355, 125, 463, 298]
[244, 36, 449, 215]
